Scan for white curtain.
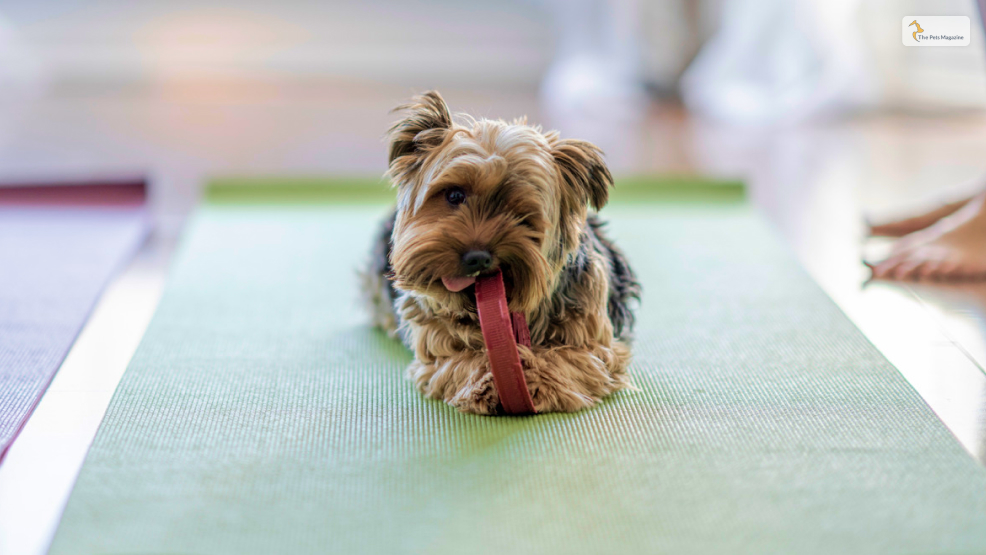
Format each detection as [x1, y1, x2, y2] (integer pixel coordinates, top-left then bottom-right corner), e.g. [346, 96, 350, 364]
[680, 0, 876, 125]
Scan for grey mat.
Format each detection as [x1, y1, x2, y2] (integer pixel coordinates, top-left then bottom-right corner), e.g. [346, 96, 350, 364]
[0, 207, 147, 459]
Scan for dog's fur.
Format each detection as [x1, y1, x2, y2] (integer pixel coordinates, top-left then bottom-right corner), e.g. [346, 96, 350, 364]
[363, 91, 640, 415]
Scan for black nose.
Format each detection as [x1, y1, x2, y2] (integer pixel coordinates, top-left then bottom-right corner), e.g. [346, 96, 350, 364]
[461, 250, 493, 274]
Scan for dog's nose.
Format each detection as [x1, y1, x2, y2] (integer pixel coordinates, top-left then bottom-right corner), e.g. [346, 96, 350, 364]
[461, 250, 493, 274]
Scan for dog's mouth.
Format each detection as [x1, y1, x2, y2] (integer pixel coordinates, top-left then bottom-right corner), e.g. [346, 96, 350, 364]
[441, 275, 476, 292]
[441, 266, 515, 298]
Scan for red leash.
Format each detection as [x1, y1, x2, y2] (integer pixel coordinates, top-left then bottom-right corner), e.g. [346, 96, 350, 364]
[475, 270, 536, 415]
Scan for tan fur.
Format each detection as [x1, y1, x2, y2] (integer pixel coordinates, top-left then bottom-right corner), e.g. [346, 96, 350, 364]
[373, 90, 634, 415]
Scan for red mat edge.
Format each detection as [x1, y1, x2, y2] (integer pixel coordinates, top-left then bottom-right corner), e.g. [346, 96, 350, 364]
[0, 179, 147, 207]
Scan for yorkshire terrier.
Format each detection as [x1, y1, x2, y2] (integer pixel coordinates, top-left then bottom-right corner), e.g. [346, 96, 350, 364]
[363, 91, 639, 415]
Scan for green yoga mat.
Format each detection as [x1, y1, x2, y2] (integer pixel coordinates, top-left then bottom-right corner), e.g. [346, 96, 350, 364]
[49, 178, 986, 554]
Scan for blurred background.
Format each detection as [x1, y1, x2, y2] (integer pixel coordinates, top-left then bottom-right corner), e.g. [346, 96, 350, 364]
[1, 0, 985, 239]
[7, 4, 986, 552]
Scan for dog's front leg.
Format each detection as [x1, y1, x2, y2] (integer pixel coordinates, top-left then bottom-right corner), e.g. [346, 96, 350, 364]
[407, 349, 500, 415]
[408, 341, 632, 415]
[521, 342, 632, 413]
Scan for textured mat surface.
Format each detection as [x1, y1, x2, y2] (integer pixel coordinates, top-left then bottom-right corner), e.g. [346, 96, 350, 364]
[0, 207, 147, 460]
[49, 188, 986, 554]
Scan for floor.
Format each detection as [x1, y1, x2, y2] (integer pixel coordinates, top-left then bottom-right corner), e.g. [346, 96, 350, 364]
[2, 80, 986, 554]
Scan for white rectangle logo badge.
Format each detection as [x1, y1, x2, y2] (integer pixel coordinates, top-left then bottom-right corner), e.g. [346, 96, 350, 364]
[902, 16, 971, 46]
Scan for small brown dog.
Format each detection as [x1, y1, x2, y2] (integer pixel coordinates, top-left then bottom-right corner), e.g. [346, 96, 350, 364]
[364, 91, 639, 415]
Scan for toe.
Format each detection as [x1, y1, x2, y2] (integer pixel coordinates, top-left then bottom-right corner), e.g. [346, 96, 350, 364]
[935, 261, 962, 281]
[916, 260, 942, 281]
[869, 216, 925, 238]
[892, 259, 924, 281]
[872, 256, 904, 280]
[870, 261, 891, 279]
[868, 222, 902, 237]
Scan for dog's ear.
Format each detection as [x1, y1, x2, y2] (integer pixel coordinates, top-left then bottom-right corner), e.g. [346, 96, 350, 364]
[387, 91, 453, 171]
[552, 139, 613, 211]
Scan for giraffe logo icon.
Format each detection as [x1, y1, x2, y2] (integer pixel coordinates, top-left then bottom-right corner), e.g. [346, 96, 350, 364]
[909, 20, 924, 42]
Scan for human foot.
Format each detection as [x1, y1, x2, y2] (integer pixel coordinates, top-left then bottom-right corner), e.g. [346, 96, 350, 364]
[868, 197, 973, 237]
[868, 194, 986, 281]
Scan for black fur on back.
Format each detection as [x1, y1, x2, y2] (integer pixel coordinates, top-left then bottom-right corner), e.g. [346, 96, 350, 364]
[586, 214, 641, 340]
[371, 208, 399, 311]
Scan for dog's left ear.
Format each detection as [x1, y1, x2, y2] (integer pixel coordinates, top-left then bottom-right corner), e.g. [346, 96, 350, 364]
[552, 139, 613, 211]
[387, 91, 453, 175]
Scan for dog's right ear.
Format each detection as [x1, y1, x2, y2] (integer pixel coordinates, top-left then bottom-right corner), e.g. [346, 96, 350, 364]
[387, 91, 453, 180]
[552, 138, 613, 211]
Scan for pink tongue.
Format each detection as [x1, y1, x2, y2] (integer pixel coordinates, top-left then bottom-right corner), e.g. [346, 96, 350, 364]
[442, 275, 477, 292]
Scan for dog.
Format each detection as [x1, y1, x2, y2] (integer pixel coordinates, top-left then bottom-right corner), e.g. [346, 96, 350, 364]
[363, 91, 640, 415]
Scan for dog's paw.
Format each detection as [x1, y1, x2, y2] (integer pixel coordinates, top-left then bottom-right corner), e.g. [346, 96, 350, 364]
[406, 360, 437, 393]
[521, 343, 632, 413]
[407, 353, 500, 415]
[448, 370, 500, 415]
[407, 342, 632, 415]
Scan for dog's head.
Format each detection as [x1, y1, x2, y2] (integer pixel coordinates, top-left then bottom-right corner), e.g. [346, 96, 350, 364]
[386, 91, 612, 314]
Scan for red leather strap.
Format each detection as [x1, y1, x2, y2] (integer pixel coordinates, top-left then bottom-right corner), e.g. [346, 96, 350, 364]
[475, 270, 536, 415]
[511, 312, 531, 348]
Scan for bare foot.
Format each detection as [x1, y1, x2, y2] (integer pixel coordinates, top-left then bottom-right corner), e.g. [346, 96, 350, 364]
[869, 194, 986, 281]
[868, 197, 972, 237]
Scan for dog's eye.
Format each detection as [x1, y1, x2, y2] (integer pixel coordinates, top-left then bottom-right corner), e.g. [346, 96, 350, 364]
[444, 187, 467, 206]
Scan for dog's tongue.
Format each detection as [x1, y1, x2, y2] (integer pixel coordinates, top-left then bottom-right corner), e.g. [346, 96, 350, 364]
[442, 275, 476, 292]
